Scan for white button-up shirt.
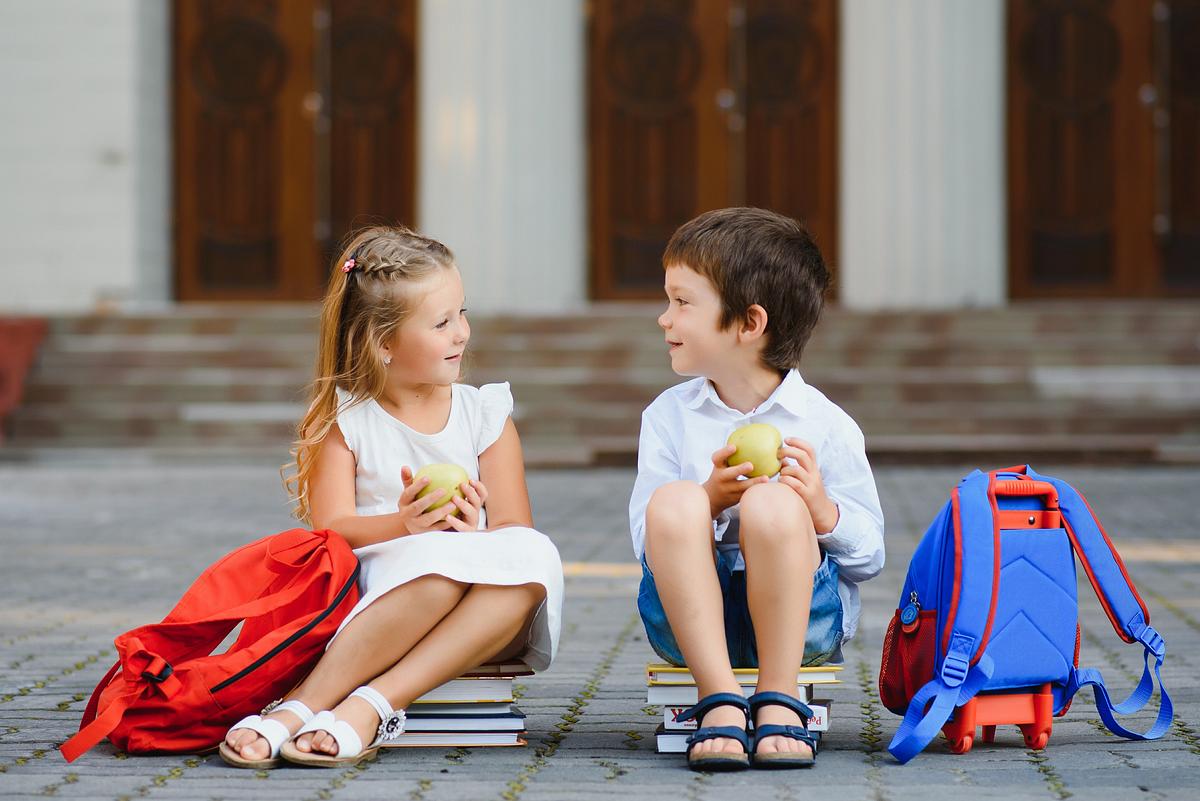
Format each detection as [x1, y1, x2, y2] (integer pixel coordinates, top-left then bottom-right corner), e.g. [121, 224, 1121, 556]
[628, 369, 886, 641]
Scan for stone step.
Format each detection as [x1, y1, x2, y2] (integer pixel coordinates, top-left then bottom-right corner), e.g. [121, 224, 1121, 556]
[43, 301, 1200, 336]
[35, 322, 1200, 349]
[8, 302, 1199, 464]
[29, 344, 1200, 371]
[21, 368, 1065, 405]
[3, 433, 1195, 468]
[11, 398, 1197, 441]
[38, 317, 1200, 344]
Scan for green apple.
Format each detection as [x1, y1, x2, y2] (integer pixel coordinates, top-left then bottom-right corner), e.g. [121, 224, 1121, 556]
[726, 423, 783, 478]
[414, 463, 470, 515]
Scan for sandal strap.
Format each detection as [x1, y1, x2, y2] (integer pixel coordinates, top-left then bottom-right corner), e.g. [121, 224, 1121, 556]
[686, 725, 751, 752]
[349, 686, 393, 721]
[294, 710, 365, 758]
[754, 723, 818, 752]
[676, 692, 751, 725]
[227, 714, 291, 758]
[349, 685, 406, 744]
[273, 699, 314, 722]
[747, 691, 812, 726]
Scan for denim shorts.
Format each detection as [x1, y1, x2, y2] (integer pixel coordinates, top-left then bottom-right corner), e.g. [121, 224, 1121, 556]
[637, 549, 844, 668]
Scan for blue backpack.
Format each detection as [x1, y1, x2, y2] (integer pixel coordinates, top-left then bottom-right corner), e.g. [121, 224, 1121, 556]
[878, 465, 1172, 763]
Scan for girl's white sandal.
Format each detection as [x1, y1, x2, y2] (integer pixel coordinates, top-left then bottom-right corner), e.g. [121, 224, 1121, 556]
[219, 699, 315, 769]
[280, 686, 405, 767]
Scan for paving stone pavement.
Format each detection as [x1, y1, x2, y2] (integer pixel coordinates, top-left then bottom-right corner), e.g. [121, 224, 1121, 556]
[0, 462, 1197, 800]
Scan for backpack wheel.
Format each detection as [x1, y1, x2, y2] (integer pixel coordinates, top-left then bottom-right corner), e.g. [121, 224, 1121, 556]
[949, 734, 974, 754]
[1022, 729, 1049, 750]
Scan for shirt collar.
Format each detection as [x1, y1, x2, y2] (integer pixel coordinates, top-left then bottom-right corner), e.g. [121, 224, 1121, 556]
[683, 369, 808, 416]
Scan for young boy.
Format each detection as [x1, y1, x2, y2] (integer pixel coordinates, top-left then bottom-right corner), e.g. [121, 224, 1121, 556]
[629, 208, 885, 771]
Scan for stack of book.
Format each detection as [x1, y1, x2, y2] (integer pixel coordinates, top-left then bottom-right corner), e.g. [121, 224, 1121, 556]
[381, 662, 531, 747]
[646, 663, 841, 753]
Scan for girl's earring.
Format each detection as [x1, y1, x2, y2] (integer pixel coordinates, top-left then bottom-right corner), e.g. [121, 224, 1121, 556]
[384, 355, 392, 366]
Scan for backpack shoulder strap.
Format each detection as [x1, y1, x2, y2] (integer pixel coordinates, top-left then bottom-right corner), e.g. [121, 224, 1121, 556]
[888, 470, 1000, 763]
[1024, 466, 1173, 740]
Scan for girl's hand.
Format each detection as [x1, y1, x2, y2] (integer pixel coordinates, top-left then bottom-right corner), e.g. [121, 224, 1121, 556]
[778, 438, 839, 533]
[444, 479, 488, 532]
[702, 444, 770, 519]
[397, 466, 457, 534]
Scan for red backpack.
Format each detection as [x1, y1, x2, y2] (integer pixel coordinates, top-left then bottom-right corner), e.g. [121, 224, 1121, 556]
[61, 528, 360, 762]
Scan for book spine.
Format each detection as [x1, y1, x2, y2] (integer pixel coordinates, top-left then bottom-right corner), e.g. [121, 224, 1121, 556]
[647, 684, 812, 706]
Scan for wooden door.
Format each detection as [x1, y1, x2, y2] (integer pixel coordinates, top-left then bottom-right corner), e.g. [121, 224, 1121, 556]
[742, 0, 838, 266]
[589, 0, 839, 300]
[1161, 0, 1200, 291]
[1008, 0, 1198, 298]
[174, 0, 416, 302]
[324, 0, 419, 274]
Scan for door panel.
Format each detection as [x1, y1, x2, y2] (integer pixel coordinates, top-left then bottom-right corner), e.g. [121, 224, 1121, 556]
[589, 0, 839, 300]
[325, 0, 418, 278]
[174, 0, 416, 301]
[1162, 0, 1200, 288]
[744, 0, 838, 265]
[589, 0, 731, 299]
[1008, 0, 1197, 297]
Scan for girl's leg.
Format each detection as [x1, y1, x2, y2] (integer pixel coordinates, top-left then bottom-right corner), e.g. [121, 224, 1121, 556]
[225, 574, 468, 761]
[644, 481, 744, 758]
[299, 581, 545, 756]
[738, 482, 820, 756]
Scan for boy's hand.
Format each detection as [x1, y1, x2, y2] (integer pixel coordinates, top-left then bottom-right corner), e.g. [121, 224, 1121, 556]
[398, 466, 457, 534]
[778, 438, 839, 533]
[703, 444, 770, 519]
[444, 479, 488, 532]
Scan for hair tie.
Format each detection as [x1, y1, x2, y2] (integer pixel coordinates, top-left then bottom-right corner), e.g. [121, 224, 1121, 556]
[341, 258, 357, 273]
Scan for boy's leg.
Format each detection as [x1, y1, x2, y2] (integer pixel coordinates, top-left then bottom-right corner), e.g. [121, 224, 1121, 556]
[225, 574, 469, 761]
[297, 582, 545, 756]
[645, 481, 745, 758]
[738, 482, 821, 756]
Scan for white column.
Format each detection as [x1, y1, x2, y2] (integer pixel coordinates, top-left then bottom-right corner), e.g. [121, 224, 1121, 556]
[133, 0, 171, 307]
[418, 0, 587, 314]
[0, 0, 170, 312]
[839, 0, 1006, 309]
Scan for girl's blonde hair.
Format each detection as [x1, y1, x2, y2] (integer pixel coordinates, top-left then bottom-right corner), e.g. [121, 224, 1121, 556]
[283, 225, 456, 523]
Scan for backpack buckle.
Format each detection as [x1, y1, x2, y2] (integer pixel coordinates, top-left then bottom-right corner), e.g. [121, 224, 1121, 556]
[1138, 627, 1165, 659]
[1126, 614, 1165, 659]
[940, 634, 976, 687]
[940, 654, 969, 687]
[141, 656, 174, 684]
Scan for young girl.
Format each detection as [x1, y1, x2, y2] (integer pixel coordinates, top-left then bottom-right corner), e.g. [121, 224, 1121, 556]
[220, 226, 563, 769]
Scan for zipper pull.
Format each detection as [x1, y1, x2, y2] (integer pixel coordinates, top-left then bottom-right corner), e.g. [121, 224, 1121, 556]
[900, 591, 921, 632]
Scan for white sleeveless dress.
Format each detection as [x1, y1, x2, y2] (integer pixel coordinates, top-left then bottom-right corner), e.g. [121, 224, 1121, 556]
[328, 382, 563, 671]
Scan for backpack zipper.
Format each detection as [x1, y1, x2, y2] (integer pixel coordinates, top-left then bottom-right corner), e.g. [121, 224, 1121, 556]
[210, 562, 361, 694]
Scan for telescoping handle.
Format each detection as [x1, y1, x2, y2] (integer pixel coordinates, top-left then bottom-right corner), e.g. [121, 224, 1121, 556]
[994, 479, 1059, 506]
[993, 478, 1061, 529]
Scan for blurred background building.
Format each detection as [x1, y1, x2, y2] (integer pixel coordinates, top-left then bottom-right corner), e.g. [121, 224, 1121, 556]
[0, 0, 1197, 465]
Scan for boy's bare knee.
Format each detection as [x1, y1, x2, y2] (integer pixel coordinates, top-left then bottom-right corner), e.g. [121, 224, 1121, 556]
[645, 481, 711, 555]
[649, 480, 707, 509]
[739, 482, 813, 539]
[646, 481, 708, 527]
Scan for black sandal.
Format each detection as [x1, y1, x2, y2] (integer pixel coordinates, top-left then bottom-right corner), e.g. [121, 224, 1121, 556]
[748, 691, 817, 769]
[675, 692, 751, 772]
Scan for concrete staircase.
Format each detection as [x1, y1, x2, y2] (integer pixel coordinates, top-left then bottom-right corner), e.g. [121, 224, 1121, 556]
[4, 302, 1199, 465]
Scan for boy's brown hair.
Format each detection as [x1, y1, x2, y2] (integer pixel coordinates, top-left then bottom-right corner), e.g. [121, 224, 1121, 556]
[663, 207, 830, 372]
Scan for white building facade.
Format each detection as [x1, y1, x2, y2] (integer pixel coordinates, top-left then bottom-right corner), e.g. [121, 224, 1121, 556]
[0, 0, 1024, 314]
